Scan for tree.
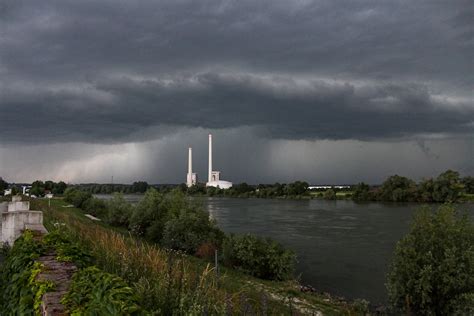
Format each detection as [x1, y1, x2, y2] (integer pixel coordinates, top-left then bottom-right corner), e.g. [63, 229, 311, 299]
[379, 175, 417, 202]
[284, 181, 309, 196]
[352, 182, 370, 201]
[105, 193, 133, 226]
[432, 170, 464, 202]
[30, 180, 45, 197]
[0, 177, 8, 193]
[462, 176, 474, 194]
[387, 205, 474, 315]
[131, 181, 149, 193]
[417, 178, 435, 202]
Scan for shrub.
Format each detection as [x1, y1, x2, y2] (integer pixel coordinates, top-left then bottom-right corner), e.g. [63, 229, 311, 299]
[323, 189, 336, 200]
[162, 209, 224, 254]
[222, 234, 296, 280]
[105, 193, 133, 226]
[82, 197, 107, 218]
[0, 231, 47, 314]
[386, 205, 474, 315]
[64, 188, 92, 208]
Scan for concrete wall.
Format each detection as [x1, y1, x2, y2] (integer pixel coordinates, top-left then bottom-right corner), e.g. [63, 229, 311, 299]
[0, 202, 7, 213]
[1, 211, 44, 245]
[8, 201, 30, 212]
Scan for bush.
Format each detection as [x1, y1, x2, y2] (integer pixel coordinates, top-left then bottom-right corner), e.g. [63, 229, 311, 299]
[162, 209, 224, 254]
[386, 205, 474, 315]
[323, 189, 336, 200]
[105, 193, 133, 226]
[0, 231, 43, 314]
[82, 197, 107, 218]
[64, 188, 92, 208]
[222, 234, 296, 280]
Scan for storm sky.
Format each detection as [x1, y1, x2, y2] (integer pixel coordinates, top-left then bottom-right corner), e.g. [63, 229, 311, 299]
[0, 0, 473, 184]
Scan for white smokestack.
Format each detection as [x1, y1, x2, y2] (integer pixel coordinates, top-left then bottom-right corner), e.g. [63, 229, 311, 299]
[186, 147, 193, 187]
[188, 147, 192, 175]
[208, 134, 212, 183]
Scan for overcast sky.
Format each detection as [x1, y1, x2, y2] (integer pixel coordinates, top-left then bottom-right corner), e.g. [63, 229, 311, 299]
[0, 0, 473, 184]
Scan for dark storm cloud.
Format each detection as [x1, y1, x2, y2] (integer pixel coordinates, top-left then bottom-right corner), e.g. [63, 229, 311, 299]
[1, 0, 473, 144]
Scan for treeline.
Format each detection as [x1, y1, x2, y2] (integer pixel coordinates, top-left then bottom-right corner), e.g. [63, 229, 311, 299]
[30, 180, 67, 196]
[0, 178, 67, 197]
[184, 181, 311, 199]
[353, 170, 473, 203]
[64, 187, 295, 281]
[71, 181, 150, 194]
[183, 170, 473, 203]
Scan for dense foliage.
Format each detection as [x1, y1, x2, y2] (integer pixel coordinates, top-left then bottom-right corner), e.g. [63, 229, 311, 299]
[387, 205, 474, 315]
[222, 234, 296, 280]
[0, 229, 142, 315]
[62, 266, 142, 315]
[65, 188, 296, 281]
[0, 177, 8, 192]
[0, 231, 44, 314]
[129, 189, 223, 254]
[30, 180, 67, 197]
[183, 169, 471, 203]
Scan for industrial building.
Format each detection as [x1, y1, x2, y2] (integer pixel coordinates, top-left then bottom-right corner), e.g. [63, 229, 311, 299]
[186, 134, 232, 189]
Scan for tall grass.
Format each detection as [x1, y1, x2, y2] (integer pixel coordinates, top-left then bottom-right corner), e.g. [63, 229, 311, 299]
[40, 202, 288, 315]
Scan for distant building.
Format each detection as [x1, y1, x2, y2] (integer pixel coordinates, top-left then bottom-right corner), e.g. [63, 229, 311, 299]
[206, 134, 232, 189]
[308, 185, 351, 190]
[3, 189, 12, 196]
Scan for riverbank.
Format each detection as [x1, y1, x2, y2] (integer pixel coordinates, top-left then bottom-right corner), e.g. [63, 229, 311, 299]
[29, 198, 367, 315]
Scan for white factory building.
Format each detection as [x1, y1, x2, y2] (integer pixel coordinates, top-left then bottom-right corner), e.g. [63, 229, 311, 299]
[186, 134, 232, 189]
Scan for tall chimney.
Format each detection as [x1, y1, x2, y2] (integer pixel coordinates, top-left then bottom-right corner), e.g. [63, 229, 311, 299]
[188, 147, 192, 175]
[208, 134, 212, 183]
[187, 147, 193, 187]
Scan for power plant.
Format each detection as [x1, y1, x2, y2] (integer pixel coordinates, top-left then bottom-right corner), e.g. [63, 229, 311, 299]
[186, 134, 233, 189]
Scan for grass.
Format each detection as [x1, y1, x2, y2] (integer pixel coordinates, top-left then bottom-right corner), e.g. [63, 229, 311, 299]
[32, 198, 364, 315]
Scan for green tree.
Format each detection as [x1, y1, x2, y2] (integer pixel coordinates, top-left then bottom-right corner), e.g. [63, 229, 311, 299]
[417, 178, 435, 202]
[0, 177, 8, 193]
[105, 193, 133, 226]
[379, 175, 417, 202]
[461, 176, 474, 194]
[387, 205, 474, 315]
[432, 170, 464, 202]
[352, 182, 371, 201]
[30, 180, 45, 197]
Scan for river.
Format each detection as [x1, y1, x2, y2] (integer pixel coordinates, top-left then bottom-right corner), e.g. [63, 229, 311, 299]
[95, 194, 472, 304]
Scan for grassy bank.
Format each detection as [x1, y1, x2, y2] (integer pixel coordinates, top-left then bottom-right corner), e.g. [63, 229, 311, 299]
[32, 198, 365, 315]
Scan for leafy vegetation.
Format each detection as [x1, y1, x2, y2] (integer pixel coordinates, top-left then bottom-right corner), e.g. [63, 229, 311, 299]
[64, 188, 296, 282]
[38, 198, 358, 315]
[387, 205, 474, 315]
[30, 180, 67, 197]
[62, 266, 142, 315]
[222, 234, 296, 281]
[0, 231, 44, 315]
[182, 169, 472, 203]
